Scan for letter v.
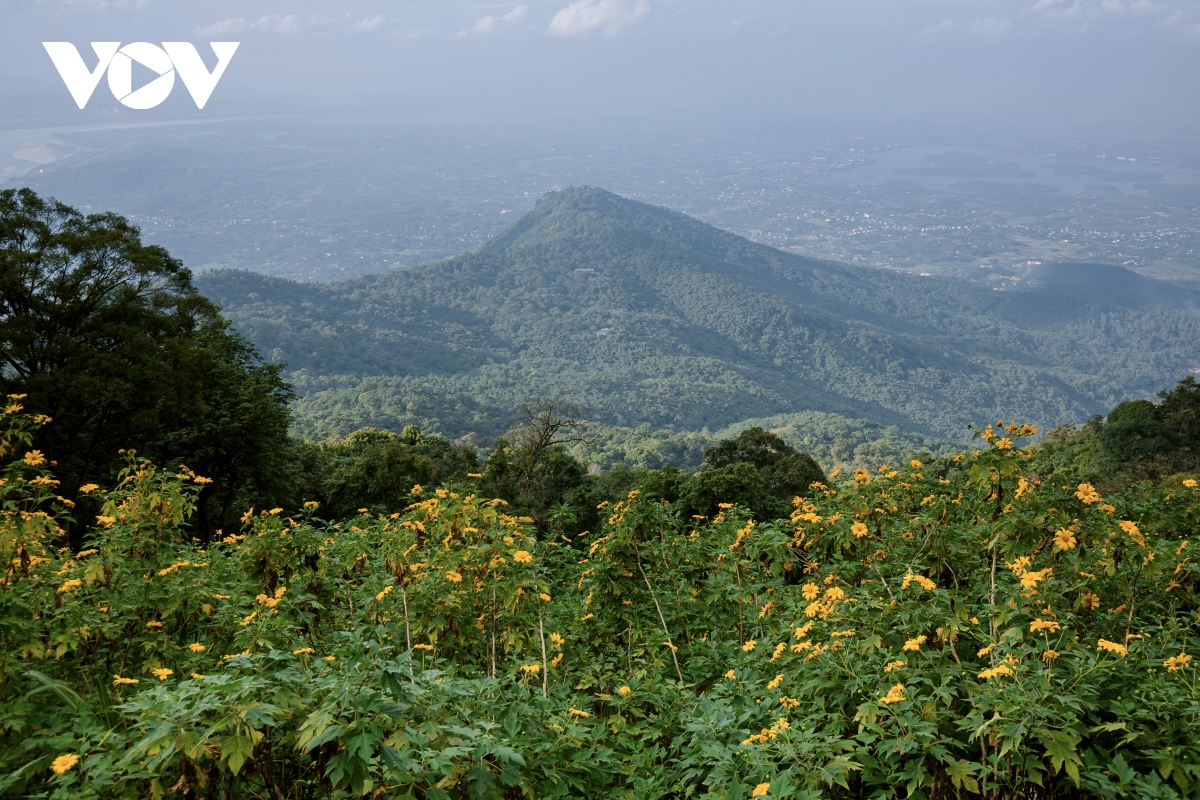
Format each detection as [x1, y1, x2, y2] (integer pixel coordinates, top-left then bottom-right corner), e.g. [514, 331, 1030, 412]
[162, 42, 239, 109]
[43, 43, 120, 109]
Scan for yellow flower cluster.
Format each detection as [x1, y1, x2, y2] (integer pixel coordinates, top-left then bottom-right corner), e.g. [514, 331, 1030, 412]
[902, 635, 927, 652]
[1029, 619, 1061, 633]
[901, 572, 936, 591]
[884, 659, 906, 673]
[742, 717, 789, 745]
[978, 664, 1014, 680]
[1164, 653, 1191, 672]
[878, 683, 905, 704]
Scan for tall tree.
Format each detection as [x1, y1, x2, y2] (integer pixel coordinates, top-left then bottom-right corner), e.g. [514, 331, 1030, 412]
[0, 188, 293, 536]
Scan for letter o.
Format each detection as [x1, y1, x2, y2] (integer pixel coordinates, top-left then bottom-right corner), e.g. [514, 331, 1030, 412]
[107, 42, 175, 109]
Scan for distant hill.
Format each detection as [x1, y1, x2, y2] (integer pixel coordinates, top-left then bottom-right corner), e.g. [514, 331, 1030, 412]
[198, 186, 1200, 444]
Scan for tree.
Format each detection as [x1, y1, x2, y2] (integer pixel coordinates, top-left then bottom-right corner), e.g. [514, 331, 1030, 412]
[699, 426, 826, 514]
[0, 188, 294, 537]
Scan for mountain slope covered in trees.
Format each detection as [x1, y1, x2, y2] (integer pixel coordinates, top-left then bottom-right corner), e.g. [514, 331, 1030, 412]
[199, 187, 1200, 443]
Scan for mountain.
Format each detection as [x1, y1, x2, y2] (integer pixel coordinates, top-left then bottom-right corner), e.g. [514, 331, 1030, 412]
[198, 186, 1200, 443]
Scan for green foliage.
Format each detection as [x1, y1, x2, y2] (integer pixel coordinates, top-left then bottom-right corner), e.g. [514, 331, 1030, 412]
[2, 403, 1198, 800]
[0, 188, 295, 538]
[1032, 376, 1200, 491]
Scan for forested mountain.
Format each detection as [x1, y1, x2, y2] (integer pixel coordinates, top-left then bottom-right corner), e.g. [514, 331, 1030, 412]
[198, 186, 1200, 443]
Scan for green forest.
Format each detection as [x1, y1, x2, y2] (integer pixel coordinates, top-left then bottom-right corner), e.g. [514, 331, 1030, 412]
[1, 187, 1199, 800]
[198, 186, 1200, 446]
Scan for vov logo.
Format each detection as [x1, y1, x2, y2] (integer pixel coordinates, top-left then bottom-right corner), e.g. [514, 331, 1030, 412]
[42, 42, 239, 110]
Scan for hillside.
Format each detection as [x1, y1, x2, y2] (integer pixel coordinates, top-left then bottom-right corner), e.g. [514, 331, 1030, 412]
[198, 186, 1200, 443]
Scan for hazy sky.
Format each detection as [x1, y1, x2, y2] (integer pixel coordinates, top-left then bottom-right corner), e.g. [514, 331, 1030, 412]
[2, 0, 1198, 129]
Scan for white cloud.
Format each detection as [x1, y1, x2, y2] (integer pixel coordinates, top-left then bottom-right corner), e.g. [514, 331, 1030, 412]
[922, 18, 956, 38]
[351, 15, 386, 34]
[1033, 0, 1083, 19]
[463, 5, 530, 36]
[969, 16, 1014, 37]
[392, 27, 438, 40]
[196, 14, 301, 36]
[547, 0, 649, 36]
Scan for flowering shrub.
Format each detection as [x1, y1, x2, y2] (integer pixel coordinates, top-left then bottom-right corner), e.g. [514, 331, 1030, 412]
[1, 406, 1197, 799]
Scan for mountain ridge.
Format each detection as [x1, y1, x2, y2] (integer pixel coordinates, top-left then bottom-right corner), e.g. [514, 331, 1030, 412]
[198, 186, 1200, 443]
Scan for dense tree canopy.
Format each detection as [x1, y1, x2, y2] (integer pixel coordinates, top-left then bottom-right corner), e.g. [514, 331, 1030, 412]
[0, 188, 293, 537]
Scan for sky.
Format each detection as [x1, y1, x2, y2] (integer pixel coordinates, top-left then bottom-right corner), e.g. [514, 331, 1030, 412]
[1, 0, 1198, 131]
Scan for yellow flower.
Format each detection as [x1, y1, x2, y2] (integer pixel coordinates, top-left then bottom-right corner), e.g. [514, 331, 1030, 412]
[884, 660, 906, 673]
[549, 632, 564, 648]
[1183, 479, 1197, 488]
[193, 476, 213, 484]
[801, 583, 819, 601]
[752, 783, 771, 798]
[1081, 590, 1100, 611]
[568, 708, 590, 718]
[191, 673, 206, 680]
[978, 664, 1014, 679]
[293, 647, 315, 654]
[23, 450, 46, 467]
[411, 484, 423, 495]
[240, 611, 257, 626]
[664, 641, 678, 652]
[57, 579, 82, 594]
[376, 585, 394, 601]
[581, 613, 594, 621]
[742, 640, 757, 652]
[1075, 483, 1102, 504]
[1164, 653, 1191, 672]
[1029, 619, 1061, 633]
[151, 668, 174, 681]
[901, 572, 936, 591]
[902, 635, 927, 652]
[303, 500, 320, 509]
[878, 683, 906, 704]
[1041, 650, 1060, 664]
[112, 675, 139, 685]
[96, 515, 115, 527]
[325, 656, 336, 662]
[551, 652, 564, 667]
[977, 643, 996, 657]
[1098, 639, 1128, 656]
[617, 685, 631, 696]
[513, 550, 533, 564]
[910, 459, 922, 468]
[994, 438, 1013, 449]
[725, 669, 737, 679]
[519, 663, 541, 674]
[50, 754, 79, 775]
[851, 522, 869, 539]
[79, 483, 100, 494]
[1053, 527, 1078, 551]
[188, 642, 206, 652]
[538, 592, 551, 602]
[413, 643, 434, 651]
[767, 674, 783, 689]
